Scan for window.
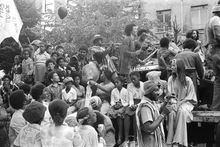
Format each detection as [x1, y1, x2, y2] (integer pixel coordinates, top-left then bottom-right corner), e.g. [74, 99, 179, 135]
[156, 9, 171, 32]
[191, 4, 208, 29]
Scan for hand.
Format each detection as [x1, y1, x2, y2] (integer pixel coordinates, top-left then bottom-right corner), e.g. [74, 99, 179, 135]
[89, 80, 98, 86]
[130, 104, 137, 110]
[161, 105, 171, 116]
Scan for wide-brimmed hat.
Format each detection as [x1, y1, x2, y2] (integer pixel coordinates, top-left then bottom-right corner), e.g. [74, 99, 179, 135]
[23, 101, 46, 123]
[63, 77, 74, 84]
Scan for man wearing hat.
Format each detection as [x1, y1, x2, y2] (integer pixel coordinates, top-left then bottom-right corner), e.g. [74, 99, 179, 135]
[204, 1, 220, 110]
[88, 34, 117, 76]
[136, 81, 170, 147]
[14, 101, 46, 147]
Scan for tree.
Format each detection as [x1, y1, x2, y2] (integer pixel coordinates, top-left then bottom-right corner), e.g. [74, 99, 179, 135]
[43, 0, 158, 55]
[14, 0, 41, 28]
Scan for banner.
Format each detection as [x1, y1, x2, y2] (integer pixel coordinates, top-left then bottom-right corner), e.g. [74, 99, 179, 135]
[0, 0, 23, 43]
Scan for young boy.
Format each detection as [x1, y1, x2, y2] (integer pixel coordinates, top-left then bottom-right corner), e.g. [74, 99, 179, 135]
[9, 90, 27, 146]
[14, 101, 46, 147]
[43, 71, 63, 101]
[110, 76, 129, 145]
[44, 59, 56, 86]
[62, 77, 77, 114]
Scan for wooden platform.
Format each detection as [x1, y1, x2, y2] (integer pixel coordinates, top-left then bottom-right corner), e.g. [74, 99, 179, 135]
[192, 111, 220, 123]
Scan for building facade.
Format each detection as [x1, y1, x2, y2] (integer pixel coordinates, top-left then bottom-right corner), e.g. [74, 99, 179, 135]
[140, 0, 218, 39]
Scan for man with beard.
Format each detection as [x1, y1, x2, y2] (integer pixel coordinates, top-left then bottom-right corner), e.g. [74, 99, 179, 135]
[136, 81, 170, 147]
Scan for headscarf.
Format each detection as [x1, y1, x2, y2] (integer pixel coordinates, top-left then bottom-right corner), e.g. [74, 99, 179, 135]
[143, 81, 158, 96]
[136, 81, 165, 147]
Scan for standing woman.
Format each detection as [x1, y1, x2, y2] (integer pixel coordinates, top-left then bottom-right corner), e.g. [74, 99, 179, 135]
[21, 49, 34, 85]
[34, 42, 50, 83]
[166, 59, 197, 147]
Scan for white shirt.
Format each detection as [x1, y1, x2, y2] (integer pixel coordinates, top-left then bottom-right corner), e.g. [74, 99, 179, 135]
[41, 123, 85, 147]
[111, 87, 129, 107]
[127, 81, 145, 106]
[78, 125, 99, 147]
[62, 88, 77, 103]
[14, 124, 41, 147]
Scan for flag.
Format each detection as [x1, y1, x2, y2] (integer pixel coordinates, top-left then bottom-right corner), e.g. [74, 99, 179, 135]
[0, 0, 23, 43]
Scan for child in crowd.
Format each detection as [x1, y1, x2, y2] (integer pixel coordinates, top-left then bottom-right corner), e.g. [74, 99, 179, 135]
[30, 83, 52, 126]
[72, 73, 86, 110]
[0, 97, 10, 147]
[14, 101, 46, 147]
[51, 52, 59, 62]
[109, 76, 129, 145]
[44, 59, 56, 86]
[0, 75, 18, 109]
[62, 77, 77, 113]
[72, 73, 85, 100]
[8, 90, 27, 146]
[19, 83, 32, 105]
[11, 55, 22, 84]
[43, 71, 63, 101]
[41, 99, 84, 147]
[21, 49, 34, 85]
[56, 46, 64, 57]
[56, 57, 68, 82]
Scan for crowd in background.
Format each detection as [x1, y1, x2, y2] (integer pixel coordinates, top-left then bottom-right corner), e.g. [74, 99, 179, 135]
[0, 20, 211, 147]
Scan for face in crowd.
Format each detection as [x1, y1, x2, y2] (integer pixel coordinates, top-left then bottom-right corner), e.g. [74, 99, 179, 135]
[150, 86, 160, 101]
[48, 62, 55, 71]
[132, 26, 138, 36]
[130, 74, 140, 88]
[23, 50, 30, 60]
[39, 43, 46, 53]
[57, 48, 64, 57]
[58, 58, 66, 68]
[192, 30, 197, 40]
[51, 73, 60, 83]
[74, 76, 80, 87]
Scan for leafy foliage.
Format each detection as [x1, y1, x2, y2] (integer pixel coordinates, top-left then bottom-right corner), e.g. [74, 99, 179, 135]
[14, 0, 41, 28]
[43, 0, 157, 55]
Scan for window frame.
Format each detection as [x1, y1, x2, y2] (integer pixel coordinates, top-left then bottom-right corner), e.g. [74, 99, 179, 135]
[156, 9, 172, 33]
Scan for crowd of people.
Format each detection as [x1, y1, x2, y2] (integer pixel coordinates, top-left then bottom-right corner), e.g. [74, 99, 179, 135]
[1, 4, 220, 147]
